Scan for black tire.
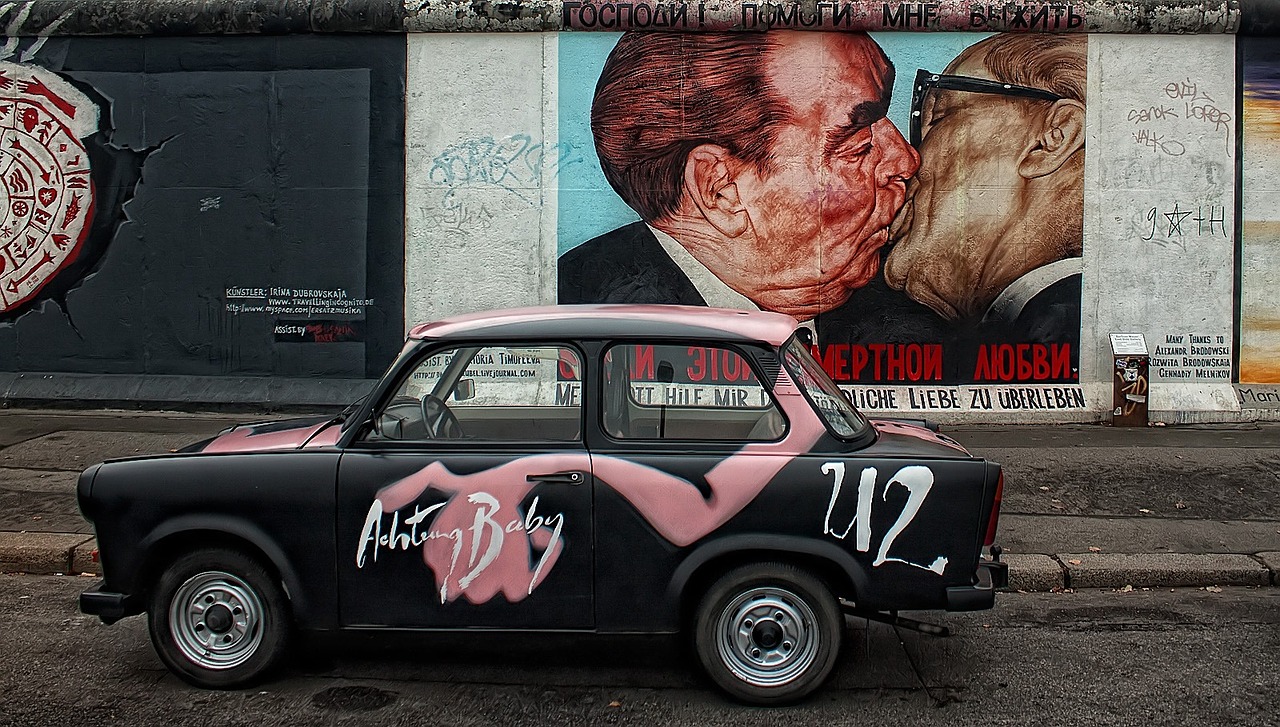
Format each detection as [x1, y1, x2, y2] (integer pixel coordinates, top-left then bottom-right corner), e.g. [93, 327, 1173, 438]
[694, 563, 843, 705]
[146, 548, 291, 689]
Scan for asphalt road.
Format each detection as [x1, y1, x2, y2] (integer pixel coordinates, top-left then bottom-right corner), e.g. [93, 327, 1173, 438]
[2, 576, 1276, 727]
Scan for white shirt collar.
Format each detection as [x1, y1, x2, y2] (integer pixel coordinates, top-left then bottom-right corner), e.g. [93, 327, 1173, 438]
[646, 224, 817, 335]
[647, 224, 759, 311]
[983, 257, 1083, 324]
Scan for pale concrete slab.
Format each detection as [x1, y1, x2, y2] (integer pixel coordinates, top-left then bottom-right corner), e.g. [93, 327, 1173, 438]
[1003, 554, 1064, 592]
[1058, 552, 1271, 589]
[1256, 552, 1280, 586]
[980, 445, 1280, 521]
[0, 532, 91, 574]
[71, 538, 99, 576]
[0, 431, 197, 471]
[0, 467, 79, 493]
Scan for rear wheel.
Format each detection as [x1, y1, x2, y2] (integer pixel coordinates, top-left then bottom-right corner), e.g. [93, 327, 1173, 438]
[694, 563, 843, 705]
[147, 548, 291, 688]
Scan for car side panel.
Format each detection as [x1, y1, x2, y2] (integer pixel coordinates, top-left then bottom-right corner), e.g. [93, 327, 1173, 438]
[591, 453, 990, 632]
[86, 451, 340, 629]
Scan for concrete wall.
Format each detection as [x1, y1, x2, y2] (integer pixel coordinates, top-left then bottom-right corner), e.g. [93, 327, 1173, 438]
[405, 30, 1256, 423]
[0, 32, 406, 405]
[0, 0, 1277, 421]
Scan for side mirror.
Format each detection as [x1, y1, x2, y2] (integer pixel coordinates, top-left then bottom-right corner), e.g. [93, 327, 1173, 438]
[374, 414, 404, 440]
[454, 378, 476, 402]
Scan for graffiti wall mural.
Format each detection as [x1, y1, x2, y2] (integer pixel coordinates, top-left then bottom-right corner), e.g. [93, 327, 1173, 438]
[0, 34, 405, 388]
[0, 62, 98, 317]
[1240, 38, 1280, 394]
[556, 31, 1085, 414]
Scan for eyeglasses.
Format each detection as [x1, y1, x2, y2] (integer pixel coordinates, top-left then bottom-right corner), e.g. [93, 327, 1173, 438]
[909, 68, 1064, 147]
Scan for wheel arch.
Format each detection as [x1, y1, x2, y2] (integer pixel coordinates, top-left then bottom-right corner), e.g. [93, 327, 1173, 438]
[669, 535, 867, 630]
[137, 516, 306, 622]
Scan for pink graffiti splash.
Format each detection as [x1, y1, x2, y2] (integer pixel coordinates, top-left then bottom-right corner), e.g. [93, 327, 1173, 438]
[372, 453, 585, 604]
[871, 419, 969, 454]
[592, 369, 828, 547]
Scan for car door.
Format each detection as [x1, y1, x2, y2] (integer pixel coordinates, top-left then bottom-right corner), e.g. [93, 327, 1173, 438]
[587, 341, 802, 632]
[336, 341, 594, 629]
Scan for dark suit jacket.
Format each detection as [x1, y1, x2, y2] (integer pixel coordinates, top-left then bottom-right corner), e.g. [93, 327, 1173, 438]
[987, 271, 1082, 347]
[558, 222, 706, 305]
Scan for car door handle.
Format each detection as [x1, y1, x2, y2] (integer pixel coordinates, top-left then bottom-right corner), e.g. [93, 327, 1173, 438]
[527, 470, 587, 485]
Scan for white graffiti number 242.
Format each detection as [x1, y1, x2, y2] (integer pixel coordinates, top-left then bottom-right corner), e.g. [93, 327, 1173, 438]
[821, 462, 948, 575]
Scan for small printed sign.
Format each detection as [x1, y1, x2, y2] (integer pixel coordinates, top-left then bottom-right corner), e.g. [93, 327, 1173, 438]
[1109, 333, 1148, 356]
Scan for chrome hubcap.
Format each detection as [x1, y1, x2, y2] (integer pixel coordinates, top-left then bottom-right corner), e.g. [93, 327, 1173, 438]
[169, 571, 264, 670]
[715, 586, 819, 687]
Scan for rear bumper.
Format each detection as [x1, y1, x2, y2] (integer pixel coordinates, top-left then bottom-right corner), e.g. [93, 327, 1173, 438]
[944, 558, 1009, 611]
[79, 581, 141, 625]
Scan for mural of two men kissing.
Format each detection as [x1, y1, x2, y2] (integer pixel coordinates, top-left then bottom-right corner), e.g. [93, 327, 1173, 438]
[557, 31, 1085, 391]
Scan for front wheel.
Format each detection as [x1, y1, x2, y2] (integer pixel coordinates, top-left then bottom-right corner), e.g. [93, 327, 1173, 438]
[147, 548, 291, 689]
[694, 563, 843, 705]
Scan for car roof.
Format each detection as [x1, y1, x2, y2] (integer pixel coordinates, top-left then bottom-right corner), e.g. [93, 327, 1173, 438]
[408, 305, 799, 346]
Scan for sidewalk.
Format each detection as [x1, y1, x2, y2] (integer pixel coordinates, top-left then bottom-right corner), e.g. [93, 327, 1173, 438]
[1, 408, 1277, 590]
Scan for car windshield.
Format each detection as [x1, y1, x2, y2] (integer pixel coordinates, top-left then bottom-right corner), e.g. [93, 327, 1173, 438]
[781, 337, 869, 439]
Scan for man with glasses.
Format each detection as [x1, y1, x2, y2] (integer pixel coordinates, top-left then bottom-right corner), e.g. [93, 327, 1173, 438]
[883, 33, 1086, 344]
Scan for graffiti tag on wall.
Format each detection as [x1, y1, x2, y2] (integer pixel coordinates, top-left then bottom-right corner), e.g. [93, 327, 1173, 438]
[428, 133, 582, 206]
[1128, 77, 1233, 158]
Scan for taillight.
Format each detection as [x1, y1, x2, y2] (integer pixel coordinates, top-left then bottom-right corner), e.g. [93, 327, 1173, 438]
[984, 469, 1004, 546]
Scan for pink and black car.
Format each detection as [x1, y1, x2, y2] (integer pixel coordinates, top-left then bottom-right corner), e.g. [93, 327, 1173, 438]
[78, 305, 1006, 704]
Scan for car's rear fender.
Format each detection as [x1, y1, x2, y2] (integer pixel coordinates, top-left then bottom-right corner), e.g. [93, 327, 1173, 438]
[665, 534, 871, 631]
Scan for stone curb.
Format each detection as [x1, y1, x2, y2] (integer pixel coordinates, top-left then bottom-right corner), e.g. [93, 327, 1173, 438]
[1055, 552, 1271, 589]
[0, 532, 94, 575]
[1257, 552, 1280, 586]
[1003, 554, 1065, 591]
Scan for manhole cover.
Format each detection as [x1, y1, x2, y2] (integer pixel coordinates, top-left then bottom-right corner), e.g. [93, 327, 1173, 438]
[311, 686, 397, 712]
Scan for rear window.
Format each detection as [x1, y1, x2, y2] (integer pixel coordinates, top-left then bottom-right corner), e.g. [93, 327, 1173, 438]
[781, 338, 869, 439]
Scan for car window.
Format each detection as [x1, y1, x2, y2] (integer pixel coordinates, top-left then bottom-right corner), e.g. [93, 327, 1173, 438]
[781, 338, 869, 439]
[370, 344, 583, 443]
[601, 343, 785, 441]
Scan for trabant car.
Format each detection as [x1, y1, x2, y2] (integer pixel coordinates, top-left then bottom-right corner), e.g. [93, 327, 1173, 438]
[78, 305, 1006, 704]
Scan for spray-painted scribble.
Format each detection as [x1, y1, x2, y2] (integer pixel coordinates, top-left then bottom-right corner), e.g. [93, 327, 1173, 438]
[428, 134, 583, 206]
[1136, 202, 1229, 252]
[1126, 78, 1233, 158]
[1164, 77, 1232, 152]
[1131, 128, 1186, 156]
[421, 198, 496, 232]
